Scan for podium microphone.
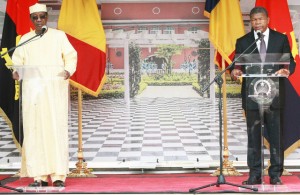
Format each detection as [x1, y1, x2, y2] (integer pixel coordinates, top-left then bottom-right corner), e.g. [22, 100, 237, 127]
[201, 30, 263, 94]
[40, 26, 48, 37]
[1, 26, 48, 58]
[256, 30, 262, 39]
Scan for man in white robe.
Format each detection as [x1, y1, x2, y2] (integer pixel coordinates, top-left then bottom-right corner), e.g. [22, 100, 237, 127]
[12, 3, 77, 187]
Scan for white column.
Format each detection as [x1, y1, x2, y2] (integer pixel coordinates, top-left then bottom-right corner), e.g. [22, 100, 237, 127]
[124, 39, 130, 106]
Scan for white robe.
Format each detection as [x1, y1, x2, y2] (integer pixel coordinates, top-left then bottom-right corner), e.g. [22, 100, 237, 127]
[12, 28, 77, 177]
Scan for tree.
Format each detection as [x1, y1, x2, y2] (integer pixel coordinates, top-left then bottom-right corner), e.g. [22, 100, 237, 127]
[197, 39, 210, 97]
[155, 44, 184, 74]
[129, 42, 142, 97]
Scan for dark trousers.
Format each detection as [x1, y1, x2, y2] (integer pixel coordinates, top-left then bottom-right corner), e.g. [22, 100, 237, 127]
[246, 108, 284, 178]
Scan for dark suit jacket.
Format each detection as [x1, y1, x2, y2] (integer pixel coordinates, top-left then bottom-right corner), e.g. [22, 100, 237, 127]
[234, 29, 295, 110]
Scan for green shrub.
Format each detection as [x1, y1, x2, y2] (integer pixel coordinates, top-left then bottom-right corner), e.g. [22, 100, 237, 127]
[215, 84, 241, 98]
[192, 82, 241, 98]
[98, 88, 124, 99]
[138, 82, 148, 94]
[142, 73, 197, 85]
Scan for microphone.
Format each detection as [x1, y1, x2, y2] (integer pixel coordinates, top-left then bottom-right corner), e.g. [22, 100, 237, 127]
[39, 25, 48, 37]
[256, 30, 262, 39]
[202, 29, 265, 93]
[1, 26, 48, 58]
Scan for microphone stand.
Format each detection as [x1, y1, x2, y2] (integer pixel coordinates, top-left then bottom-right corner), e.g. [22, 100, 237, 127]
[1, 30, 45, 58]
[189, 36, 262, 193]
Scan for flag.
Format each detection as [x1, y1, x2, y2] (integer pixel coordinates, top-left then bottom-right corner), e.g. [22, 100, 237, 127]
[57, 0, 106, 96]
[204, 0, 245, 67]
[0, 0, 38, 149]
[255, 0, 300, 156]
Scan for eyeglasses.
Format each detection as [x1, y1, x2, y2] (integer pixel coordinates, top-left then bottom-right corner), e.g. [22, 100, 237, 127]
[31, 14, 47, 21]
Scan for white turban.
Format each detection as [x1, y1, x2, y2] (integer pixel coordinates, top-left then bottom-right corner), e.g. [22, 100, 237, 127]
[29, 3, 47, 14]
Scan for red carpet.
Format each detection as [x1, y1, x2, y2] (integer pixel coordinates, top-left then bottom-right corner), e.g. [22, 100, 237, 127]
[0, 175, 10, 181]
[1, 173, 300, 193]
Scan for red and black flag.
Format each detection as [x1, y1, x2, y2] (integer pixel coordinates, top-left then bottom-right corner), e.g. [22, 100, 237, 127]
[0, 0, 38, 149]
[255, 0, 300, 156]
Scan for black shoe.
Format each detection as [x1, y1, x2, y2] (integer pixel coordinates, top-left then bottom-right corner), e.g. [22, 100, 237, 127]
[41, 180, 48, 186]
[28, 180, 48, 187]
[242, 176, 262, 185]
[270, 177, 283, 185]
[53, 180, 65, 187]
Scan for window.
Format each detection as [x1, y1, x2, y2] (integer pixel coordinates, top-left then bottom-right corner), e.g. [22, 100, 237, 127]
[163, 26, 174, 34]
[137, 26, 148, 34]
[188, 27, 200, 34]
[150, 26, 161, 34]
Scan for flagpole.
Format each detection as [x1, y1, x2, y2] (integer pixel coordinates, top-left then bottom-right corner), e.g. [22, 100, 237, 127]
[212, 58, 242, 176]
[68, 88, 96, 177]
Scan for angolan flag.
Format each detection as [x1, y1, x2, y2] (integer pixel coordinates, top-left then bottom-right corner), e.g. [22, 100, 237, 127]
[0, 0, 38, 149]
[58, 0, 106, 96]
[255, 0, 300, 156]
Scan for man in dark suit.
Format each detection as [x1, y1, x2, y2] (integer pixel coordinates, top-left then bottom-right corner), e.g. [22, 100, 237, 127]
[231, 6, 296, 185]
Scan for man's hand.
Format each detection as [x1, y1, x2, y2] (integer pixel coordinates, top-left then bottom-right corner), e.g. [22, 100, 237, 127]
[64, 70, 70, 80]
[12, 71, 19, 80]
[231, 69, 243, 81]
[275, 68, 290, 78]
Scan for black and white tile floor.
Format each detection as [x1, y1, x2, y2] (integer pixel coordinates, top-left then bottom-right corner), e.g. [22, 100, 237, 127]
[0, 86, 299, 171]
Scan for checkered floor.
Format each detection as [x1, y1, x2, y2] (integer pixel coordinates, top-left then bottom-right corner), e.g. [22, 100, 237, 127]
[1, 94, 300, 169]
